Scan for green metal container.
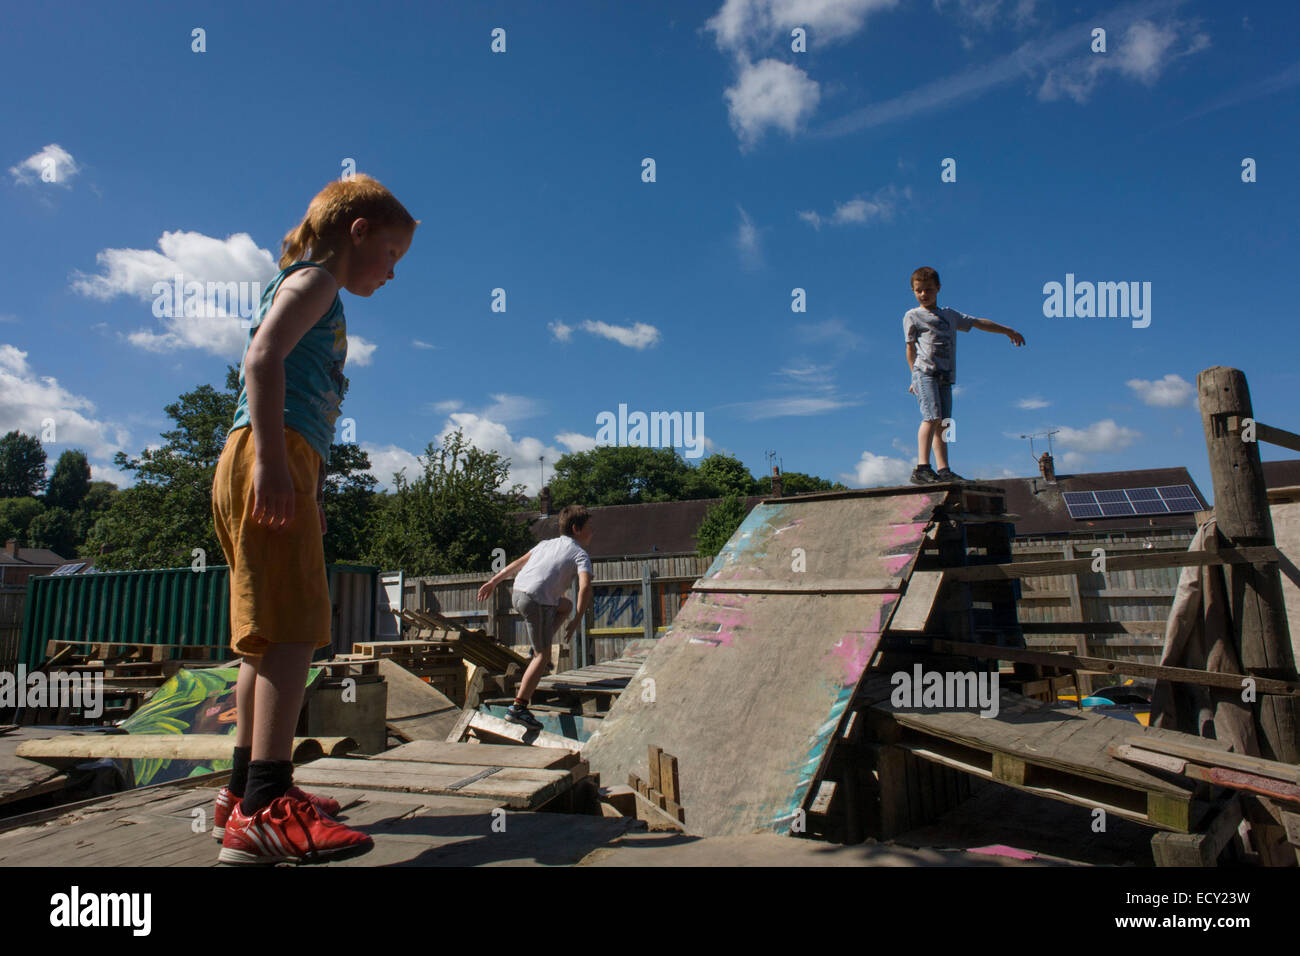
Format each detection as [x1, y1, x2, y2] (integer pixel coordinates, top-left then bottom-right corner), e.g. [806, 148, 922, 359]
[19, 564, 379, 670]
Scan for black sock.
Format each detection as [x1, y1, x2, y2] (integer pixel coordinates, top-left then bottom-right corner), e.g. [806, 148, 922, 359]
[228, 746, 252, 797]
[240, 760, 293, 816]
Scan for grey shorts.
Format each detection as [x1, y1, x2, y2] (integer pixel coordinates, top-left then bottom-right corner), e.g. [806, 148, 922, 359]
[511, 588, 555, 655]
[912, 369, 952, 423]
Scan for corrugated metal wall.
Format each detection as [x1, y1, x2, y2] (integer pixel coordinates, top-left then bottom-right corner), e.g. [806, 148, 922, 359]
[14, 565, 377, 671]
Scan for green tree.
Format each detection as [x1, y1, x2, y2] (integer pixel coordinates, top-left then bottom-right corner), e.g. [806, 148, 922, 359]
[694, 493, 750, 558]
[776, 471, 847, 496]
[550, 446, 701, 507]
[0, 430, 48, 498]
[322, 441, 379, 565]
[0, 497, 44, 547]
[27, 506, 78, 558]
[76, 481, 119, 542]
[363, 429, 535, 575]
[690, 454, 760, 498]
[45, 449, 92, 513]
[83, 367, 242, 570]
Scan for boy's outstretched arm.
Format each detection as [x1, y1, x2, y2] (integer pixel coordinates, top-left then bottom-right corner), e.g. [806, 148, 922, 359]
[477, 550, 532, 601]
[970, 317, 1026, 346]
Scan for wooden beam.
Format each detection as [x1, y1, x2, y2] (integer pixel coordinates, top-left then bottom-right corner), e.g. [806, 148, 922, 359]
[929, 639, 1300, 697]
[692, 577, 902, 595]
[15, 734, 355, 769]
[1233, 419, 1300, 455]
[1120, 735, 1300, 785]
[943, 546, 1279, 582]
[1199, 366, 1299, 763]
[888, 570, 944, 632]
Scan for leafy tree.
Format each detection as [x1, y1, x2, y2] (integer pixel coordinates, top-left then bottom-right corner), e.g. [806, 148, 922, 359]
[690, 453, 760, 498]
[83, 367, 242, 569]
[0, 430, 48, 498]
[550, 446, 701, 507]
[321, 441, 379, 565]
[363, 429, 536, 575]
[776, 471, 847, 496]
[76, 481, 119, 542]
[694, 493, 750, 558]
[0, 497, 44, 547]
[27, 506, 78, 558]
[45, 449, 92, 513]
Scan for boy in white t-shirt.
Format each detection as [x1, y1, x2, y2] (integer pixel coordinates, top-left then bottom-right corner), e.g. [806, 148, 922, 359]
[477, 504, 594, 729]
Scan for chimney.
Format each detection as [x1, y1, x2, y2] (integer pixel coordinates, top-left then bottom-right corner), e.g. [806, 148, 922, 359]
[4, 539, 17, 558]
[539, 486, 552, 516]
[1038, 452, 1056, 484]
[770, 467, 783, 497]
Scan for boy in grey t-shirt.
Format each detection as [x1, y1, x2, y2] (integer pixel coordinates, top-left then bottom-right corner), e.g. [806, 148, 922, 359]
[904, 266, 1025, 484]
[477, 504, 594, 729]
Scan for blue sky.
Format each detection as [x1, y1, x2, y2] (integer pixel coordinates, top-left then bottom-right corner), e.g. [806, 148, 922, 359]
[2, 0, 1297, 502]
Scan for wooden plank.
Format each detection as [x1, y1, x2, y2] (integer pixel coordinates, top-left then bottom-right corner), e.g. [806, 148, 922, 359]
[1151, 797, 1244, 867]
[1020, 620, 1166, 634]
[692, 577, 902, 595]
[584, 490, 945, 837]
[659, 751, 680, 804]
[373, 740, 579, 770]
[648, 745, 662, 792]
[930, 639, 1300, 698]
[1121, 736, 1300, 785]
[945, 546, 1279, 582]
[14, 734, 354, 769]
[888, 570, 944, 632]
[293, 757, 571, 809]
[1251, 421, 1300, 455]
[443, 708, 478, 744]
[466, 711, 582, 750]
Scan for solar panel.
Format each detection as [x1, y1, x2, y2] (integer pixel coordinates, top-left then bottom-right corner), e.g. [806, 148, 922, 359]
[1157, 485, 1198, 502]
[1131, 499, 1169, 515]
[1127, 487, 1161, 501]
[1063, 492, 1096, 505]
[1100, 501, 1136, 517]
[1068, 503, 1103, 518]
[1161, 497, 1202, 514]
[1095, 490, 1129, 504]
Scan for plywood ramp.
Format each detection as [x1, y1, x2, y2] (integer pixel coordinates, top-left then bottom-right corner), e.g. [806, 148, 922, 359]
[583, 488, 946, 837]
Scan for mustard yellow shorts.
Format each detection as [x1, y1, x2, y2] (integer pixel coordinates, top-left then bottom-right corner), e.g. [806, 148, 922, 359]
[212, 425, 331, 656]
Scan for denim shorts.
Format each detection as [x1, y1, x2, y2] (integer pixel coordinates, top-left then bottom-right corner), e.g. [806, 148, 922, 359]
[912, 369, 952, 422]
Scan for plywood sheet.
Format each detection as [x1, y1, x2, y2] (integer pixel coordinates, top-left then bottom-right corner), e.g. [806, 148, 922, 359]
[583, 489, 943, 836]
[1270, 500, 1300, 666]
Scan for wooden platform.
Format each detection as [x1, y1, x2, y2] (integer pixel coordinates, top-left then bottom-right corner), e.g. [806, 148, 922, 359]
[584, 487, 951, 836]
[855, 673, 1232, 831]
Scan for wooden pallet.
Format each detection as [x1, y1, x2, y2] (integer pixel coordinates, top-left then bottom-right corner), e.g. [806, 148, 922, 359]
[626, 745, 685, 824]
[401, 609, 527, 673]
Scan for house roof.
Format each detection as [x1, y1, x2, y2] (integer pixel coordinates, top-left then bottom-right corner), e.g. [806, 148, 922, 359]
[0, 544, 69, 566]
[1263, 458, 1300, 489]
[998, 466, 1208, 537]
[526, 496, 767, 558]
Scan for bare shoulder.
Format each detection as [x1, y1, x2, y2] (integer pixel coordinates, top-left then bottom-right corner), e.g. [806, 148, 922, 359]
[275, 264, 338, 310]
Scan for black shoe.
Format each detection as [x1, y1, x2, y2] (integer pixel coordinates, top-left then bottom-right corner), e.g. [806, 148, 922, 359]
[935, 468, 966, 482]
[504, 703, 543, 730]
[910, 465, 940, 485]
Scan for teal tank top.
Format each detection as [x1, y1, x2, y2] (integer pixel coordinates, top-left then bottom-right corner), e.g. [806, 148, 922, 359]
[227, 262, 348, 467]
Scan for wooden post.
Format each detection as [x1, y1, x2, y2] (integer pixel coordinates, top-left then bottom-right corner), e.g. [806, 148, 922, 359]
[1198, 366, 1299, 762]
[641, 566, 655, 643]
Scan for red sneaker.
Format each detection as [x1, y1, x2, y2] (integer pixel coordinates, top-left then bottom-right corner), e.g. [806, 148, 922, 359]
[213, 786, 340, 841]
[218, 795, 373, 865]
[286, 785, 342, 818]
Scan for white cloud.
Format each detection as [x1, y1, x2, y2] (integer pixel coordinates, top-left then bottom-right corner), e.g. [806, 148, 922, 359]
[71, 231, 277, 358]
[1039, 19, 1209, 104]
[428, 399, 462, 414]
[1056, 419, 1141, 453]
[359, 442, 424, 492]
[722, 396, 859, 420]
[348, 334, 377, 366]
[844, 450, 912, 487]
[0, 344, 131, 481]
[440, 413, 565, 495]
[581, 320, 661, 350]
[412, 339, 436, 350]
[820, 10, 1207, 136]
[0, 314, 18, 324]
[792, 318, 863, 350]
[705, 0, 899, 52]
[1127, 373, 1194, 408]
[799, 186, 909, 230]
[736, 204, 762, 266]
[9, 143, 81, 187]
[556, 431, 599, 453]
[481, 394, 541, 422]
[1016, 396, 1051, 409]
[724, 58, 821, 150]
[549, 321, 574, 342]
[1061, 450, 1088, 471]
[933, 0, 1038, 32]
